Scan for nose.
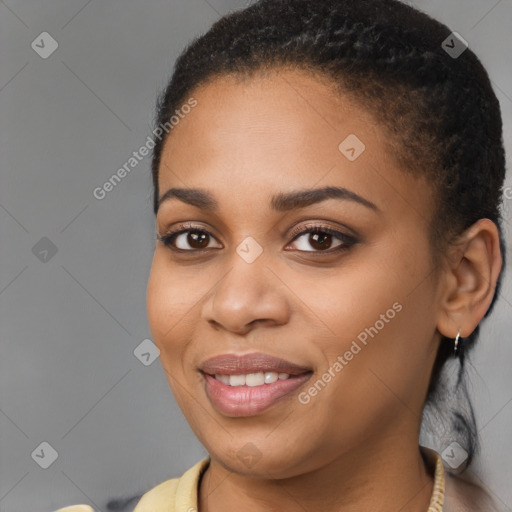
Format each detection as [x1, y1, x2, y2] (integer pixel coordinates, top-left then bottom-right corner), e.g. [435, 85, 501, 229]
[200, 250, 291, 336]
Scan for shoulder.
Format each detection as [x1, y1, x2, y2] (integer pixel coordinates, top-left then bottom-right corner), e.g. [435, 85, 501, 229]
[54, 507, 95, 512]
[444, 472, 501, 512]
[133, 457, 210, 512]
[132, 477, 180, 512]
[53, 478, 182, 512]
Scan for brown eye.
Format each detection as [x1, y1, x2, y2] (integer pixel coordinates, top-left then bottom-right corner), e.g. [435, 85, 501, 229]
[308, 232, 332, 251]
[184, 231, 210, 249]
[158, 228, 221, 251]
[289, 226, 355, 253]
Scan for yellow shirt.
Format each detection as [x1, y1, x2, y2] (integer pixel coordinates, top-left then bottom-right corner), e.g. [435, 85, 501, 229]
[59, 446, 500, 512]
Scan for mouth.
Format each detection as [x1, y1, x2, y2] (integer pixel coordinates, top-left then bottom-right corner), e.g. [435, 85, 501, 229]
[199, 352, 313, 417]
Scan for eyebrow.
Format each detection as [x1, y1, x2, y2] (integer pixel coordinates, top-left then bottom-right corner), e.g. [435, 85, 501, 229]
[157, 185, 379, 213]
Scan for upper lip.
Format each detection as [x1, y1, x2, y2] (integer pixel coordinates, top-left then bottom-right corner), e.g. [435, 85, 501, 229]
[200, 352, 312, 376]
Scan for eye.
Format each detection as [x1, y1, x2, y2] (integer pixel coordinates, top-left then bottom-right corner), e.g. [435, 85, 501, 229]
[286, 224, 357, 253]
[157, 223, 222, 252]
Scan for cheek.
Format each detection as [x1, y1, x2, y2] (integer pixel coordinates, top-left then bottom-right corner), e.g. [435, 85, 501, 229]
[146, 256, 201, 409]
[307, 243, 436, 391]
[300, 260, 406, 341]
[146, 253, 197, 352]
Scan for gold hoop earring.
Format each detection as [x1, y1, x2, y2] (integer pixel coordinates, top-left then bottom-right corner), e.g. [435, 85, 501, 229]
[454, 330, 462, 356]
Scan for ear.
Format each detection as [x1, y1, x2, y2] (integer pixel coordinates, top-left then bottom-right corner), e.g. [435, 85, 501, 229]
[436, 218, 503, 339]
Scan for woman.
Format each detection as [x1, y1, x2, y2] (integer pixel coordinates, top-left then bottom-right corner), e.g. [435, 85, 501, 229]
[61, 0, 507, 510]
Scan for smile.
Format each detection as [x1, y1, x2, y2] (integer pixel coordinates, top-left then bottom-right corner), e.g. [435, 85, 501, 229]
[199, 352, 313, 417]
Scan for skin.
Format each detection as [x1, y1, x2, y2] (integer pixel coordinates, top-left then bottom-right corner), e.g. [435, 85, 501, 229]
[146, 68, 502, 512]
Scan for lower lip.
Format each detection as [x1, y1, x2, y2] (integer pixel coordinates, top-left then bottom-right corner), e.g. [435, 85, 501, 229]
[203, 372, 312, 417]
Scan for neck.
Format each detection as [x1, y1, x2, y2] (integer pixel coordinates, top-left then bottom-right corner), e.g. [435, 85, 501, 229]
[199, 436, 434, 512]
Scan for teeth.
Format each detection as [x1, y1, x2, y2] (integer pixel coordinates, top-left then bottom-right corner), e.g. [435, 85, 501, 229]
[229, 374, 246, 386]
[215, 374, 230, 385]
[246, 372, 265, 386]
[264, 371, 279, 384]
[214, 371, 290, 386]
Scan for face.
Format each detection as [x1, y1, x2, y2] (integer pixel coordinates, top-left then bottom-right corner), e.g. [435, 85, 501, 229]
[147, 68, 443, 478]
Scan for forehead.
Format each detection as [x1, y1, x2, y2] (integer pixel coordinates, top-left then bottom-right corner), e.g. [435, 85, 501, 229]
[157, 69, 433, 223]
[163, 68, 380, 156]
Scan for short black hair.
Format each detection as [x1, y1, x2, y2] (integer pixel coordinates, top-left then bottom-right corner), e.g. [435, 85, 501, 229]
[150, 0, 507, 471]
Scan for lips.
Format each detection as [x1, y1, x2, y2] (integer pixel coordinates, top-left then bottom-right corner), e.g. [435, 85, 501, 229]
[199, 352, 313, 417]
[200, 352, 311, 376]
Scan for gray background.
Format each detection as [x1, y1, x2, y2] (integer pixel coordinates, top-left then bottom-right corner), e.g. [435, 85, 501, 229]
[0, 1, 511, 511]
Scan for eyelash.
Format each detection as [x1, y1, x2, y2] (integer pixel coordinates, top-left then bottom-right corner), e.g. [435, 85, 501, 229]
[156, 222, 357, 256]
